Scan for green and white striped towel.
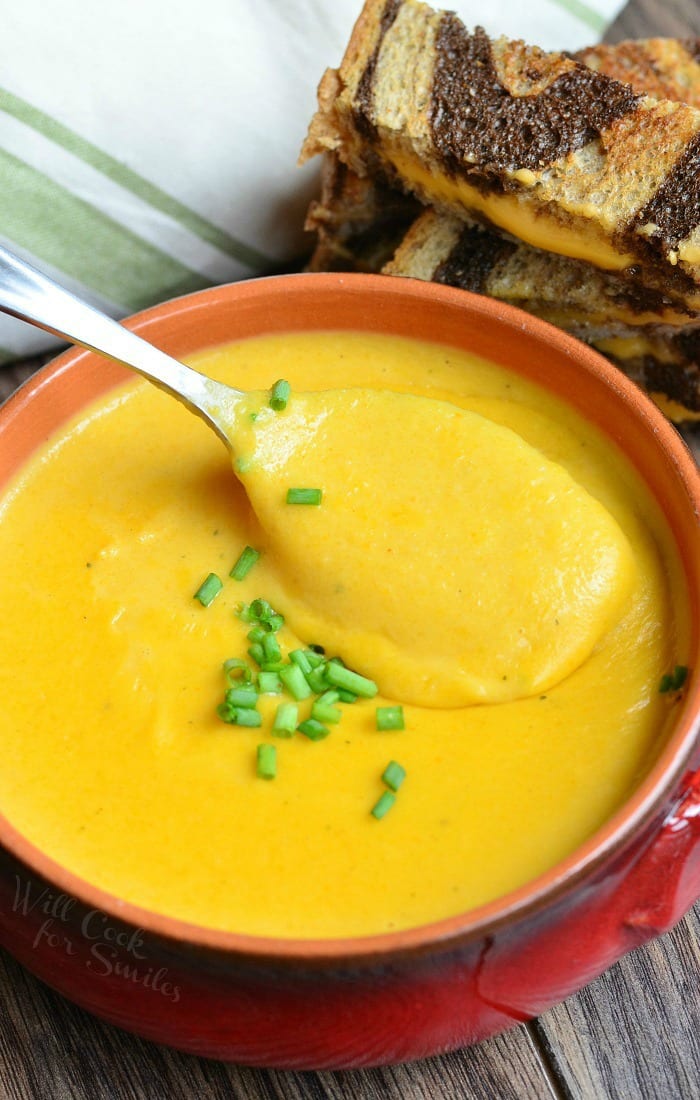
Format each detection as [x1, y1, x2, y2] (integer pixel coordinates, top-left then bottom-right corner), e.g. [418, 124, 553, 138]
[1, 0, 626, 362]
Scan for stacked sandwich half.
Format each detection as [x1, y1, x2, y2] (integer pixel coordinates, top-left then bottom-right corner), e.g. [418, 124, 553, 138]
[300, 0, 700, 420]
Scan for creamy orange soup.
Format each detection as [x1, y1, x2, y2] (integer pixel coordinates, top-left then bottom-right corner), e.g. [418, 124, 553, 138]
[0, 331, 688, 938]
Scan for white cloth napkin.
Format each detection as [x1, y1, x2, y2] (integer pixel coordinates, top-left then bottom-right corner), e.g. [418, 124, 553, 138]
[0, 0, 626, 361]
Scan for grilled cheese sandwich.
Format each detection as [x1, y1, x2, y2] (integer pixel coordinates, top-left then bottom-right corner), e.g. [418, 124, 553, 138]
[301, 0, 700, 303]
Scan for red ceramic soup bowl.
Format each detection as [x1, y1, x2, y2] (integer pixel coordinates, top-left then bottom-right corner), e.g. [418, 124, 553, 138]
[0, 273, 698, 1068]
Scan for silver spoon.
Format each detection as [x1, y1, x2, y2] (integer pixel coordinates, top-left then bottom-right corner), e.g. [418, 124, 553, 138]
[0, 244, 242, 446]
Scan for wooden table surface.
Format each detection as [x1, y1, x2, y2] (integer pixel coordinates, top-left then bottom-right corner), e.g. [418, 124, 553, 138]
[1, 1, 699, 1097]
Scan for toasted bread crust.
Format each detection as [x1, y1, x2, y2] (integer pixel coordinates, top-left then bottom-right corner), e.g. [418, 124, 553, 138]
[385, 208, 700, 331]
[301, 0, 700, 295]
[384, 209, 700, 412]
[305, 154, 419, 272]
[574, 39, 700, 109]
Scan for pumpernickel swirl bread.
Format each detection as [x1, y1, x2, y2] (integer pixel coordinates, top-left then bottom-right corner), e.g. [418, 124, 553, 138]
[383, 208, 700, 413]
[573, 38, 700, 108]
[301, 0, 700, 305]
[384, 208, 699, 333]
[305, 154, 420, 273]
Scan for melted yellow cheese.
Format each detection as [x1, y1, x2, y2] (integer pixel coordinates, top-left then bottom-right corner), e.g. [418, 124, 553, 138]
[387, 151, 636, 271]
[0, 332, 686, 938]
[595, 335, 667, 361]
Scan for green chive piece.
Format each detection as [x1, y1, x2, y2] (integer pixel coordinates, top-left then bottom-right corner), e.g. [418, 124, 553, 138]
[305, 666, 329, 694]
[297, 718, 331, 741]
[382, 761, 406, 791]
[376, 705, 405, 731]
[258, 671, 283, 695]
[269, 379, 291, 411]
[250, 598, 276, 622]
[659, 665, 689, 693]
[304, 649, 325, 669]
[236, 602, 255, 623]
[279, 663, 312, 700]
[193, 572, 223, 606]
[337, 689, 357, 704]
[325, 663, 378, 699]
[216, 703, 235, 724]
[247, 625, 267, 645]
[267, 613, 285, 632]
[371, 791, 396, 820]
[225, 686, 258, 709]
[273, 702, 298, 737]
[260, 660, 286, 673]
[223, 658, 252, 684]
[257, 743, 277, 779]
[233, 708, 262, 728]
[247, 643, 265, 667]
[311, 700, 342, 725]
[316, 689, 340, 706]
[289, 649, 313, 675]
[262, 632, 282, 664]
[230, 545, 260, 581]
[286, 487, 323, 506]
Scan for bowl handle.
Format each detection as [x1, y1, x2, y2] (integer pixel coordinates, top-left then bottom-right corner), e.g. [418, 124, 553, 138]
[621, 767, 700, 936]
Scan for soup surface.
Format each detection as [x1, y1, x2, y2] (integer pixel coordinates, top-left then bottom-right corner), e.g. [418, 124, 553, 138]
[0, 331, 687, 938]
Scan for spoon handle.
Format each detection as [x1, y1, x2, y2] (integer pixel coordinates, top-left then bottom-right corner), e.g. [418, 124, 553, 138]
[0, 244, 241, 446]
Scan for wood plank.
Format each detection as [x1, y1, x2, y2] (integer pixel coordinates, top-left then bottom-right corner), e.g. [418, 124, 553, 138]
[532, 904, 700, 1100]
[0, 947, 557, 1100]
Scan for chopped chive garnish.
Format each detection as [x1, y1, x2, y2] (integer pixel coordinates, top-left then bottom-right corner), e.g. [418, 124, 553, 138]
[223, 658, 252, 684]
[273, 702, 298, 737]
[247, 625, 267, 645]
[267, 613, 285, 632]
[382, 761, 406, 791]
[279, 663, 313, 700]
[256, 743, 277, 779]
[258, 671, 283, 694]
[232, 707, 262, 728]
[311, 700, 342, 725]
[286, 487, 323, 506]
[216, 703, 235, 724]
[260, 660, 286, 673]
[262, 632, 282, 664]
[317, 689, 340, 706]
[371, 791, 396, 820]
[250, 598, 276, 622]
[289, 649, 313, 675]
[305, 665, 329, 694]
[304, 649, 325, 668]
[297, 718, 331, 741]
[193, 572, 223, 606]
[325, 663, 378, 699]
[247, 643, 265, 667]
[659, 665, 689, 693]
[230, 545, 260, 581]
[269, 379, 291, 411]
[337, 689, 357, 704]
[376, 705, 405, 731]
[225, 686, 258, 709]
